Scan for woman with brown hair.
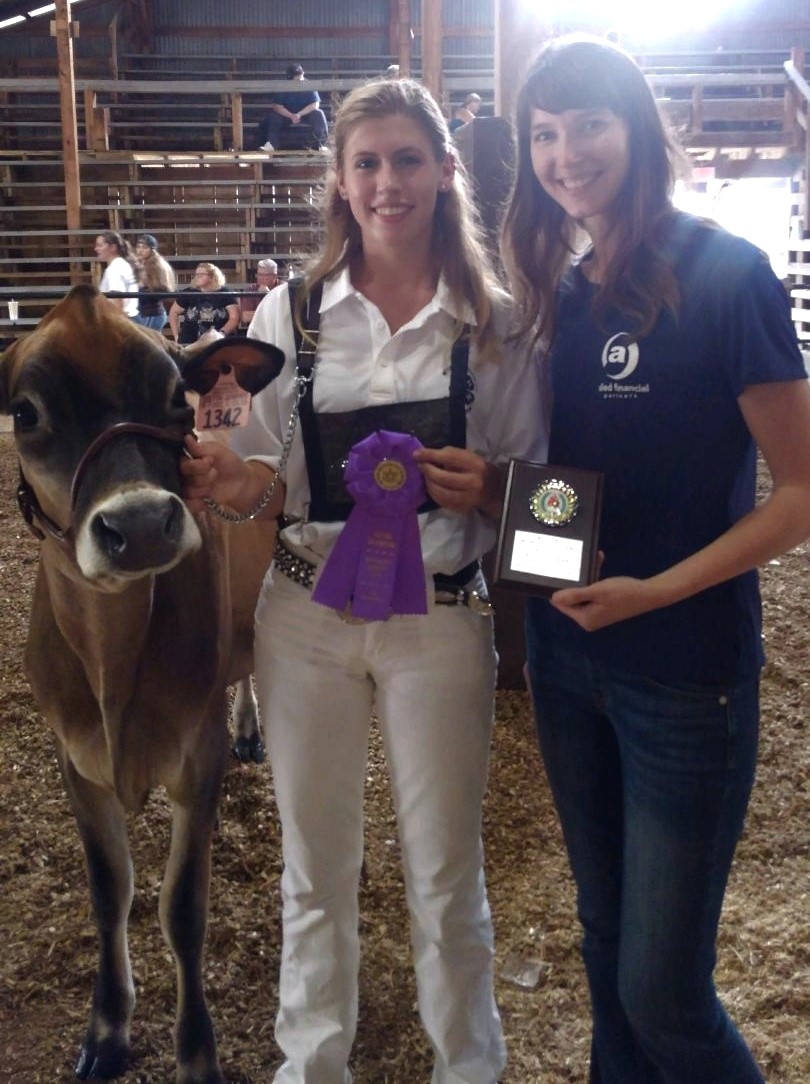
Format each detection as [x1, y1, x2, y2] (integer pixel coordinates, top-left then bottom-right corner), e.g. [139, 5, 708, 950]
[502, 35, 810, 1084]
[94, 230, 138, 318]
[133, 233, 176, 331]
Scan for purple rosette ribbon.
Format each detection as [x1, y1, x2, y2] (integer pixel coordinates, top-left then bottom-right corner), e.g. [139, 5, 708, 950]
[312, 430, 428, 620]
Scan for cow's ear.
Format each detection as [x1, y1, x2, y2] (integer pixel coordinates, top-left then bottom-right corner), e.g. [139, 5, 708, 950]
[0, 339, 19, 414]
[178, 337, 286, 396]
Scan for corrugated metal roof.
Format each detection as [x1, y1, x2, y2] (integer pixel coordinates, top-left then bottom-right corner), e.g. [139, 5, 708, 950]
[151, 0, 387, 31]
[2, 0, 809, 63]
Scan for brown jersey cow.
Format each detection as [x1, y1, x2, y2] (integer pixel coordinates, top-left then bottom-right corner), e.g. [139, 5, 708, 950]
[0, 286, 282, 1083]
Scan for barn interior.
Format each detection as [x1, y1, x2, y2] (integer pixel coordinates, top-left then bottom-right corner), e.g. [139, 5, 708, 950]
[1, 0, 810, 341]
[0, 5, 808, 1084]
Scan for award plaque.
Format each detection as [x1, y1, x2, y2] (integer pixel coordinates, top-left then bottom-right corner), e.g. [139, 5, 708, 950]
[494, 460, 604, 597]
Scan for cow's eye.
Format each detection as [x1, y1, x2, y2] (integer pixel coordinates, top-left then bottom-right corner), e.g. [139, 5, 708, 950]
[11, 398, 39, 431]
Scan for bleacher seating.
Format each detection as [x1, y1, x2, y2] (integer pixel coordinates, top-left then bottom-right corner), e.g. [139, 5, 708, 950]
[0, 48, 805, 333]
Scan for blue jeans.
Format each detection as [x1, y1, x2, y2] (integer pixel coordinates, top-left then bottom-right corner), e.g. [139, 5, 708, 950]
[525, 614, 764, 1084]
[133, 313, 167, 331]
[257, 109, 329, 149]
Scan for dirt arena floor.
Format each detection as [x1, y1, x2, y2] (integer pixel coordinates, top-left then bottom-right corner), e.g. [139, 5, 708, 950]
[0, 428, 807, 1083]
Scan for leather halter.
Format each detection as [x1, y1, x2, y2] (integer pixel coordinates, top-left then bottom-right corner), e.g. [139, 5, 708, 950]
[16, 420, 191, 555]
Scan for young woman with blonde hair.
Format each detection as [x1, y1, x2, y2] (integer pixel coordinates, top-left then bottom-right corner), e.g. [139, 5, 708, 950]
[168, 262, 239, 343]
[182, 76, 547, 1084]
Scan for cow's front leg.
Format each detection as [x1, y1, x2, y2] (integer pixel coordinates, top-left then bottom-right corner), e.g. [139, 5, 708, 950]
[231, 675, 265, 763]
[163, 771, 226, 1084]
[58, 751, 135, 1081]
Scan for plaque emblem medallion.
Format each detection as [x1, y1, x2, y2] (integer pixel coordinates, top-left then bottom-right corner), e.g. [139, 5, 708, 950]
[529, 479, 579, 527]
[374, 458, 407, 491]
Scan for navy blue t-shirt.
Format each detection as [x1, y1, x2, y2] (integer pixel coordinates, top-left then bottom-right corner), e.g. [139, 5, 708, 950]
[529, 212, 806, 685]
[271, 87, 320, 113]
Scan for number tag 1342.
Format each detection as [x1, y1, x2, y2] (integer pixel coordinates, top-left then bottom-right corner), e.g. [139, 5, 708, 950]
[195, 367, 252, 431]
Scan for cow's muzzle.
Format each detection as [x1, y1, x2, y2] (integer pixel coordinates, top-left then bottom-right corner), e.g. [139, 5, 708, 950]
[17, 421, 191, 555]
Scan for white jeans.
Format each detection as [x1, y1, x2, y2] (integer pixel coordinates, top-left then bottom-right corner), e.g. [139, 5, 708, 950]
[254, 568, 506, 1084]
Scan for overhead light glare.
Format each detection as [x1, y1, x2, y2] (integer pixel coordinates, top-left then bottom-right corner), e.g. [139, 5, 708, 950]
[0, 14, 26, 27]
[28, 4, 56, 15]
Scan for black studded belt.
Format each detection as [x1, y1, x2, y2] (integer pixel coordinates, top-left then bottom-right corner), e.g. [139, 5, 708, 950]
[272, 535, 492, 615]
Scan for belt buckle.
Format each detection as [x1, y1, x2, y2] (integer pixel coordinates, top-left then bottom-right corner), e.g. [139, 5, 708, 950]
[466, 589, 494, 616]
[433, 586, 493, 616]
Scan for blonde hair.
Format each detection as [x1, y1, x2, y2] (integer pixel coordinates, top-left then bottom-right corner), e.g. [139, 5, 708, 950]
[194, 262, 226, 288]
[299, 78, 501, 360]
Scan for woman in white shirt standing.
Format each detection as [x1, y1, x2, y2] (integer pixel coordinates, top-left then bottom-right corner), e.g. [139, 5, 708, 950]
[94, 230, 139, 318]
[182, 78, 547, 1084]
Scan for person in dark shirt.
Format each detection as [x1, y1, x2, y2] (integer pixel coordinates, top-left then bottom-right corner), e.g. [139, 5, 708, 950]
[239, 258, 280, 327]
[133, 233, 176, 331]
[501, 34, 810, 1084]
[168, 263, 240, 344]
[449, 92, 482, 133]
[257, 63, 329, 154]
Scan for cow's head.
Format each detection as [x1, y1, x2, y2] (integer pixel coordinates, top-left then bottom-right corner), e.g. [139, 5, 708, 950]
[0, 286, 284, 592]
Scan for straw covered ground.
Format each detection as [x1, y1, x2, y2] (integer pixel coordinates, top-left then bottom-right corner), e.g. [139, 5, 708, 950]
[0, 431, 807, 1083]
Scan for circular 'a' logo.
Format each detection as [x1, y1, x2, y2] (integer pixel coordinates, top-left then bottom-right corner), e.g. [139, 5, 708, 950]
[601, 333, 639, 380]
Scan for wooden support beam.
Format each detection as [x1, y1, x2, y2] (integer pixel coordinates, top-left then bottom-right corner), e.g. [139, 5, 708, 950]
[54, 0, 83, 283]
[109, 12, 119, 80]
[393, 0, 412, 78]
[421, 0, 442, 105]
[231, 92, 243, 152]
[787, 48, 810, 236]
[493, 0, 548, 121]
[691, 84, 703, 135]
[83, 88, 109, 152]
[784, 48, 801, 142]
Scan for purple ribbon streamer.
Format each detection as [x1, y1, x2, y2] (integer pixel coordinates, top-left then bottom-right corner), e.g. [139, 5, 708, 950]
[312, 430, 428, 620]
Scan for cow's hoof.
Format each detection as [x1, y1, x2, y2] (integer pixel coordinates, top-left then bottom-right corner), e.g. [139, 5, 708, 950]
[248, 732, 266, 763]
[232, 735, 252, 762]
[176, 1061, 225, 1084]
[75, 1035, 130, 1079]
[232, 733, 265, 764]
[178, 1074, 225, 1084]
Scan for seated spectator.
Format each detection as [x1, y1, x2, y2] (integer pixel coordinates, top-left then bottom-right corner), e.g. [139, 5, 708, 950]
[240, 258, 280, 326]
[168, 263, 240, 344]
[133, 233, 176, 332]
[257, 63, 329, 155]
[94, 231, 138, 318]
[449, 93, 482, 133]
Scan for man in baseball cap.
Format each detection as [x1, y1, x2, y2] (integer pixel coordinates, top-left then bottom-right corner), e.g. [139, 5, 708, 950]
[257, 63, 328, 154]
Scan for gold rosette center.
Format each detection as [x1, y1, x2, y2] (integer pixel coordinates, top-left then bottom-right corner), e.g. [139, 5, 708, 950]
[374, 458, 407, 492]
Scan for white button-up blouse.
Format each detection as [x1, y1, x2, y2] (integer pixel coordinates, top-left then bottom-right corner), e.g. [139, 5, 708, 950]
[232, 266, 549, 577]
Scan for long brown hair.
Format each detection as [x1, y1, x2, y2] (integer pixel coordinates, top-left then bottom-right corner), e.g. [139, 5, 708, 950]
[137, 249, 176, 292]
[501, 36, 683, 346]
[299, 78, 501, 360]
[98, 230, 137, 271]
